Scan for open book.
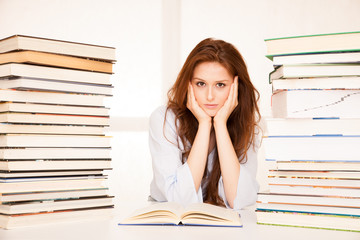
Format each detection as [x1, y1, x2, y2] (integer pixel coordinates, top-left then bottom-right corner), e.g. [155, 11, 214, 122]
[119, 202, 242, 227]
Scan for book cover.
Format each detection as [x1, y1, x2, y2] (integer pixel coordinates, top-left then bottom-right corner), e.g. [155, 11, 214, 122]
[0, 35, 116, 61]
[0, 159, 112, 171]
[265, 31, 360, 58]
[0, 63, 112, 85]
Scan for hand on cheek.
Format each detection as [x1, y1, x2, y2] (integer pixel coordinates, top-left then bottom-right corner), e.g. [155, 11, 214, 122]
[186, 84, 212, 124]
[214, 76, 238, 125]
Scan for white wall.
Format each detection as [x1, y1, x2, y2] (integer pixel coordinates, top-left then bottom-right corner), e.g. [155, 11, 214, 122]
[1, 0, 360, 204]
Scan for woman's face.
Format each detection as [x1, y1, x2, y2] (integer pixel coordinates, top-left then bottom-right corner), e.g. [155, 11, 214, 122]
[191, 61, 234, 117]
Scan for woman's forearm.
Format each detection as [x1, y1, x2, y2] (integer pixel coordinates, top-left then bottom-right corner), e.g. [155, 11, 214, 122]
[186, 121, 212, 191]
[214, 121, 240, 208]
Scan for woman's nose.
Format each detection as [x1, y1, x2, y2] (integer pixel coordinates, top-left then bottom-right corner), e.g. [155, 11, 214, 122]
[207, 87, 214, 101]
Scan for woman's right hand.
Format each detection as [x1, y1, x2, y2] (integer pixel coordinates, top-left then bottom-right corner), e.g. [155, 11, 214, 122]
[187, 83, 212, 125]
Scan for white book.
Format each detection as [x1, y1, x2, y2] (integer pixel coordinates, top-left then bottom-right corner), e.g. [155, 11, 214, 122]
[268, 177, 360, 188]
[0, 77, 113, 95]
[269, 64, 360, 82]
[0, 102, 109, 116]
[0, 63, 112, 85]
[263, 135, 360, 161]
[0, 188, 109, 202]
[268, 170, 360, 179]
[0, 175, 107, 183]
[268, 184, 360, 198]
[256, 210, 360, 232]
[264, 118, 360, 136]
[271, 76, 360, 92]
[0, 206, 113, 229]
[272, 160, 360, 171]
[0, 170, 104, 178]
[0, 134, 111, 148]
[271, 89, 360, 118]
[0, 112, 109, 126]
[0, 178, 106, 193]
[0, 123, 105, 135]
[265, 31, 360, 57]
[0, 35, 115, 61]
[0, 51, 113, 74]
[0, 148, 111, 159]
[0, 89, 107, 107]
[0, 160, 111, 171]
[257, 192, 360, 208]
[272, 52, 360, 66]
[256, 203, 360, 217]
[0, 196, 113, 214]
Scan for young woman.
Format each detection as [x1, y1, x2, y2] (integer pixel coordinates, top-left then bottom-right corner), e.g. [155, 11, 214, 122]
[149, 38, 261, 209]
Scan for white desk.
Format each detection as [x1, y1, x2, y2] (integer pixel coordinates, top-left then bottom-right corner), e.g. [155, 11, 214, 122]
[0, 201, 359, 240]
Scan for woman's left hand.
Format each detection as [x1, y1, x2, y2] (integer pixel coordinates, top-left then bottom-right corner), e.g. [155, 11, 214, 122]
[214, 76, 238, 125]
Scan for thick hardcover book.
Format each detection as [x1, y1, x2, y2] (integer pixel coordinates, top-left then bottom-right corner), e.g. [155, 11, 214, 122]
[119, 202, 242, 227]
[0, 159, 111, 171]
[0, 77, 113, 95]
[0, 147, 111, 159]
[0, 102, 109, 116]
[271, 76, 360, 93]
[0, 196, 114, 215]
[0, 170, 104, 178]
[0, 206, 114, 229]
[257, 192, 360, 208]
[272, 51, 360, 66]
[271, 89, 360, 118]
[0, 123, 105, 135]
[265, 31, 360, 58]
[0, 51, 113, 73]
[257, 203, 360, 219]
[256, 210, 360, 232]
[0, 35, 116, 61]
[0, 187, 109, 202]
[0, 63, 112, 85]
[267, 170, 360, 180]
[269, 64, 360, 83]
[263, 135, 360, 161]
[269, 160, 360, 171]
[0, 134, 111, 148]
[264, 118, 360, 136]
[0, 112, 109, 126]
[268, 183, 360, 198]
[268, 175, 360, 188]
[0, 89, 107, 107]
[0, 178, 107, 193]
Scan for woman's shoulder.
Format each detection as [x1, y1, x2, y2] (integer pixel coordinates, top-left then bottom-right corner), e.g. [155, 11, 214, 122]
[149, 105, 176, 127]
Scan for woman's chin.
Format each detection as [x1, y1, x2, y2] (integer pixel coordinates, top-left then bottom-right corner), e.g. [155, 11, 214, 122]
[204, 109, 218, 117]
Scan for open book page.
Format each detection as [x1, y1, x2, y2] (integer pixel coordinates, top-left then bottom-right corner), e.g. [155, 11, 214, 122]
[120, 202, 184, 225]
[181, 203, 242, 226]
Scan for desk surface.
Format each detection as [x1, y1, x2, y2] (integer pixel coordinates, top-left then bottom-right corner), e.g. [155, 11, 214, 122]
[0, 201, 359, 240]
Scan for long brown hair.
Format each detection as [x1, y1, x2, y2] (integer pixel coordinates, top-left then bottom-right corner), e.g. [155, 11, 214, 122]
[166, 38, 260, 206]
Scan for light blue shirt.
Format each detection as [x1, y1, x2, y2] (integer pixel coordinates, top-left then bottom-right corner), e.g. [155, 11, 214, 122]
[149, 106, 259, 210]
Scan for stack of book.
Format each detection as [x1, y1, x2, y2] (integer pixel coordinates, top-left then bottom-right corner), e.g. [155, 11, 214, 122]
[256, 31, 360, 232]
[0, 35, 116, 229]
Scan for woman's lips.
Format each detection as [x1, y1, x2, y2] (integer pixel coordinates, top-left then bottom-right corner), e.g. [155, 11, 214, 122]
[204, 104, 218, 109]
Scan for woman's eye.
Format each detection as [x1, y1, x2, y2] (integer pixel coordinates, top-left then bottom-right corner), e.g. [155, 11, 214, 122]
[196, 82, 205, 87]
[216, 83, 226, 88]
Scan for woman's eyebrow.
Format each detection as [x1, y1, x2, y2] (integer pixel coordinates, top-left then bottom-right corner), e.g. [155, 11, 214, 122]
[215, 79, 231, 83]
[192, 77, 231, 82]
[192, 77, 206, 81]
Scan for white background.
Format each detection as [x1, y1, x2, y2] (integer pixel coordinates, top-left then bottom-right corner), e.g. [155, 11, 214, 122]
[1, 0, 360, 207]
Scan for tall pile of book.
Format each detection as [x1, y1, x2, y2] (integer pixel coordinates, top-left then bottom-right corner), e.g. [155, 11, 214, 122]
[256, 31, 360, 232]
[0, 35, 116, 229]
